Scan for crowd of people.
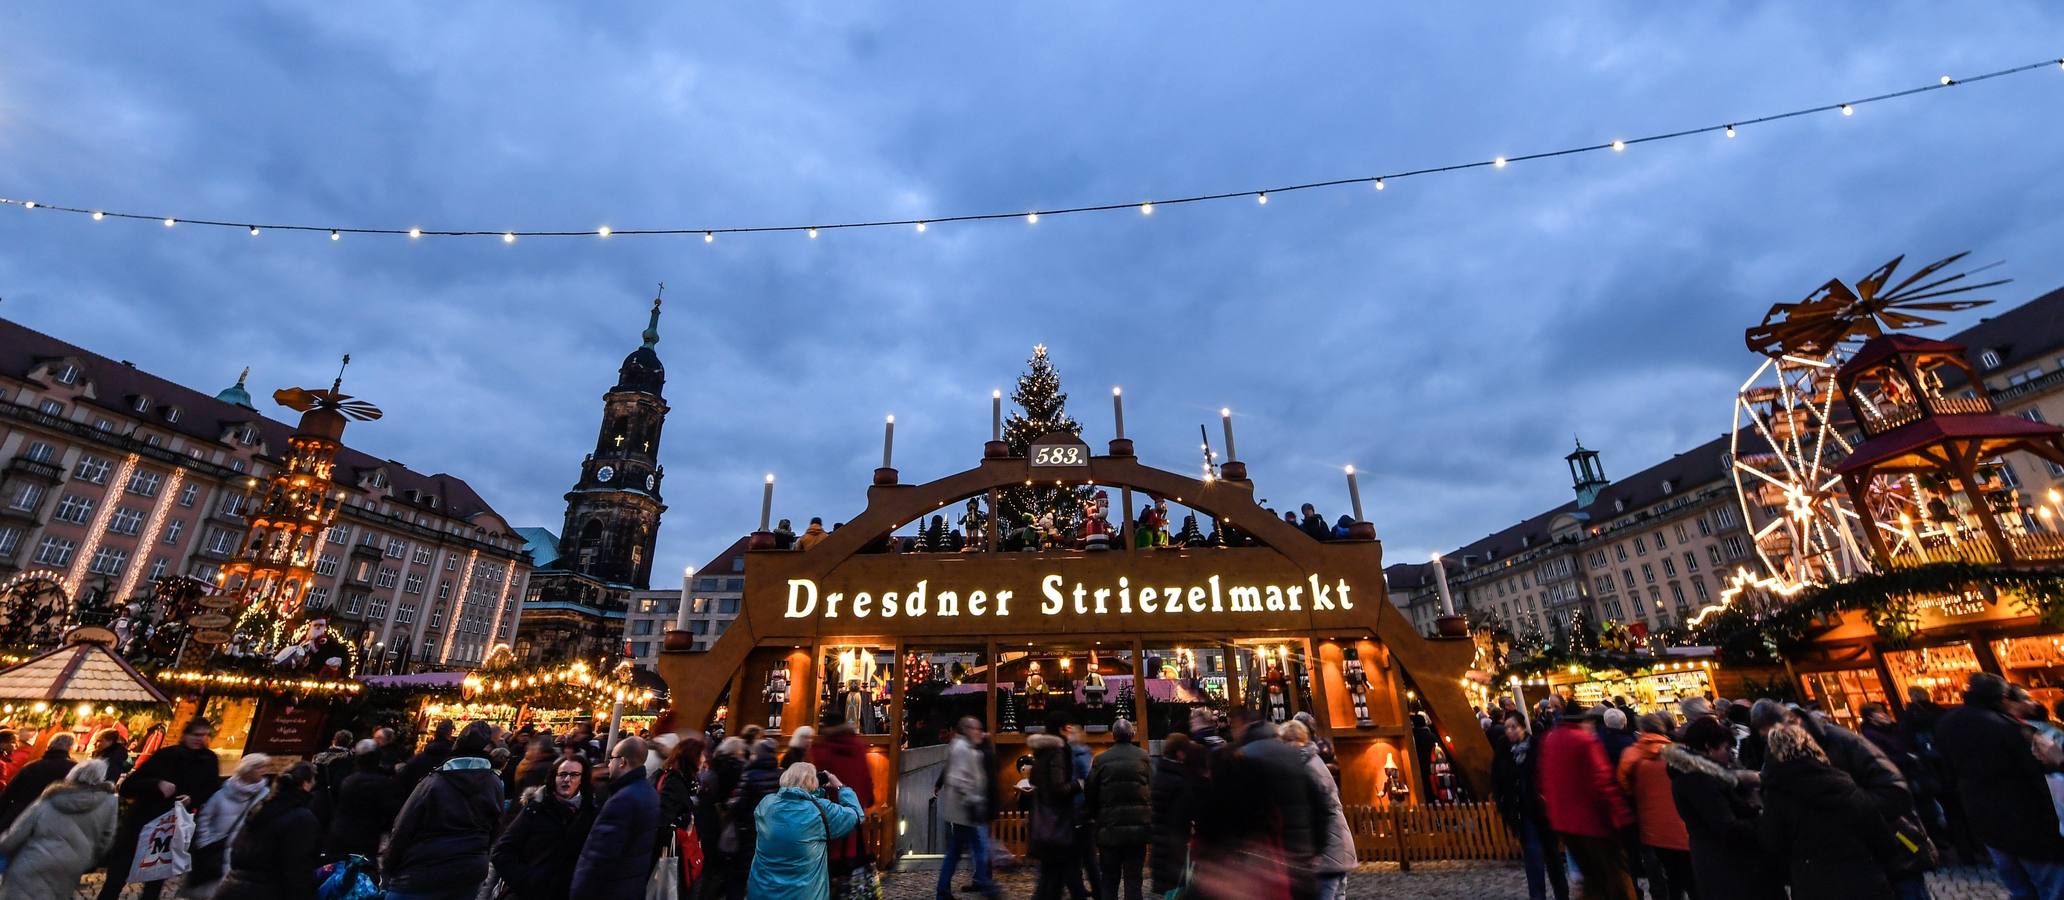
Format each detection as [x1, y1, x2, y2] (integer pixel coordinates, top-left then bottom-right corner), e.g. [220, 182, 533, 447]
[1486, 673, 2064, 900]
[758, 495, 1357, 557]
[928, 706, 1355, 900]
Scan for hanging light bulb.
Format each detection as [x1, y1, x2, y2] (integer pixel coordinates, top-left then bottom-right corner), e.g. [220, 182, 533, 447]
[1139, 202, 1153, 215]
[502, 231, 516, 244]
[163, 218, 176, 227]
[1725, 124, 1736, 138]
[1255, 192, 1268, 205]
[596, 226, 612, 237]
[329, 229, 339, 240]
[1940, 75, 1954, 86]
[1373, 178, 1384, 191]
[1493, 156, 1508, 168]
[1025, 212, 1038, 224]
[91, 210, 104, 220]
[915, 221, 927, 233]
[21, 201, 34, 209]
[703, 231, 714, 243]
[1611, 139, 1626, 152]
[248, 225, 260, 236]
[1840, 103, 1854, 116]
[807, 227, 819, 239]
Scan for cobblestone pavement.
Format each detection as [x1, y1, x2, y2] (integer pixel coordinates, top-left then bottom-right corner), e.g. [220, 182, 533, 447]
[882, 859, 2015, 899]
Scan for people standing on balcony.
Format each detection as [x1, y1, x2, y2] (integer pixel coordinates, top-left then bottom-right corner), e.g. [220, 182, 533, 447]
[1298, 504, 1330, 543]
[796, 517, 830, 551]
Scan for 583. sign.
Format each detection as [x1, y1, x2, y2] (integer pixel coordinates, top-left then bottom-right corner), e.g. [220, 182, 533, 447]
[1030, 442, 1089, 468]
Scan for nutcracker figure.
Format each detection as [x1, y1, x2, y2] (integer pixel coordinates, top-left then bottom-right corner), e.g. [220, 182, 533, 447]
[764, 664, 790, 731]
[1082, 650, 1109, 730]
[1025, 661, 1048, 720]
[1343, 647, 1373, 727]
[1264, 650, 1290, 724]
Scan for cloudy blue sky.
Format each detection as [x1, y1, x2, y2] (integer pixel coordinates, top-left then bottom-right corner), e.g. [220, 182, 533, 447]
[3, 5, 2062, 578]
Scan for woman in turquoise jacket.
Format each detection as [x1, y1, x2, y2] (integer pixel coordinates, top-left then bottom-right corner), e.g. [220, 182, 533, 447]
[748, 762, 865, 900]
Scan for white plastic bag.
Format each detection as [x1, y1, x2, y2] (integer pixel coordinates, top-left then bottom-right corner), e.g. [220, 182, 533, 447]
[129, 803, 196, 883]
[645, 837, 679, 900]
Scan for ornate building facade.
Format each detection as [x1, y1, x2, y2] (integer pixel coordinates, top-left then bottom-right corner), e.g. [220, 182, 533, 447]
[0, 317, 531, 671]
[516, 296, 670, 664]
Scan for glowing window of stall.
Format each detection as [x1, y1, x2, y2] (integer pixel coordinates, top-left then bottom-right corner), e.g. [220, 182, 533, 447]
[1142, 644, 1231, 739]
[819, 645, 895, 736]
[899, 646, 987, 750]
[1884, 643, 1982, 706]
[1992, 636, 2064, 709]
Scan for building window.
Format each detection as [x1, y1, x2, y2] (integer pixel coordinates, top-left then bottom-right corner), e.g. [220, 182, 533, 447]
[698, 577, 719, 591]
[165, 407, 182, 424]
[230, 459, 246, 474]
[1620, 570, 1636, 591]
[147, 557, 168, 579]
[0, 528, 20, 557]
[369, 596, 390, 619]
[397, 603, 416, 625]
[437, 580, 452, 600]
[24, 442, 54, 464]
[33, 537, 76, 566]
[53, 364, 80, 385]
[1683, 551, 1699, 573]
[1715, 505, 1740, 528]
[204, 527, 237, 556]
[1634, 540, 1646, 557]
[1993, 461, 2021, 489]
[108, 507, 145, 535]
[1662, 558, 1677, 578]
[718, 598, 740, 614]
[1707, 545, 1724, 566]
[1673, 523, 1689, 543]
[315, 553, 340, 576]
[328, 525, 349, 545]
[1652, 533, 1668, 551]
[385, 538, 407, 559]
[307, 586, 332, 610]
[445, 556, 457, 571]
[690, 620, 709, 635]
[162, 519, 185, 545]
[73, 456, 112, 484]
[1696, 516, 1712, 536]
[8, 484, 45, 513]
[125, 469, 162, 497]
[405, 573, 424, 594]
[37, 400, 63, 417]
[177, 483, 199, 507]
[1722, 536, 1749, 559]
[345, 593, 365, 615]
[87, 547, 128, 576]
[632, 620, 654, 636]
[53, 494, 94, 524]
[1693, 577, 1710, 602]
[1980, 349, 2002, 369]
[375, 568, 398, 589]
[216, 494, 246, 519]
[93, 419, 115, 433]
[429, 604, 446, 629]
[1641, 563, 1655, 584]
[412, 546, 433, 565]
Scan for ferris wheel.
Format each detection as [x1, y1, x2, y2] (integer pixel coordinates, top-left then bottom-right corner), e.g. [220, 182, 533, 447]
[1723, 252, 2006, 604]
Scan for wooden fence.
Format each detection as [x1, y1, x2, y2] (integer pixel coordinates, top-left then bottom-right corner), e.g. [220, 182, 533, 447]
[985, 801, 1516, 865]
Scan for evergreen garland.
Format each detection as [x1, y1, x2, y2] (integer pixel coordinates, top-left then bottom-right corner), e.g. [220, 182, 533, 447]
[1690, 562, 2064, 665]
[998, 345, 1092, 533]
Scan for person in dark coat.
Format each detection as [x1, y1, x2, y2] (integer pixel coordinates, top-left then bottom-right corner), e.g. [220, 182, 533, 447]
[0, 734, 73, 832]
[214, 763, 320, 900]
[1087, 718, 1152, 900]
[309, 729, 354, 826]
[654, 734, 702, 859]
[400, 719, 457, 789]
[1028, 720, 1081, 900]
[324, 740, 401, 865]
[383, 722, 504, 899]
[1757, 722, 1898, 899]
[491, 755, 597, 900]
[1148, 734, 1196, 897]
[1751, 699, 1933, 893]
[1237, 718, 1328, 897]
[91, 730, 130, 783]
[96, 718, 221, 900]
[698, 737, 749, 900]
[1298, 504, 1332, 543]
[724, 738, 784, 899]
[1491, 713, 1569, 900]
[572, 737, 662, 900]
[1665, 717, 1780, 900]
[1935, 672, 2064, 895]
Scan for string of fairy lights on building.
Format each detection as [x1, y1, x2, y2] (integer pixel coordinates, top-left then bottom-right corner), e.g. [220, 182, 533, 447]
[1, 58, 2057, 245]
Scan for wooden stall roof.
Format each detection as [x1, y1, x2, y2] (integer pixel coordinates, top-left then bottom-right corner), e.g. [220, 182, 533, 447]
[0, 641, 171, 704]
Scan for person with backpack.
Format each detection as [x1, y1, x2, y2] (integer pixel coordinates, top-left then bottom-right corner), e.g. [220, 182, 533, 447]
[383, 722, 505, 900]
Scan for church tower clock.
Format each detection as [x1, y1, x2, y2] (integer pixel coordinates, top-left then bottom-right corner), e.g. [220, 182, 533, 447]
[557, 293, 669, 589]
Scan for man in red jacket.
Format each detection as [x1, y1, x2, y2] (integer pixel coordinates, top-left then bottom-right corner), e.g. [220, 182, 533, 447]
[1537, 705, 1636, 900]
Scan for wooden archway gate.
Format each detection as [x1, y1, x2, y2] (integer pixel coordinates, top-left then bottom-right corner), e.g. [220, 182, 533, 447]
[657, 449, 1493, 798]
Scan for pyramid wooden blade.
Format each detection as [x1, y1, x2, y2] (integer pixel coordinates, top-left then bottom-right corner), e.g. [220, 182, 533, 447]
[1854, 256, 1906, 301]
[1880, 251, 1971, 298]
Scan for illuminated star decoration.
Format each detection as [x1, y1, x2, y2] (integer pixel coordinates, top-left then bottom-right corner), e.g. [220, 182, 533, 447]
[1690, 565, 1809, 626]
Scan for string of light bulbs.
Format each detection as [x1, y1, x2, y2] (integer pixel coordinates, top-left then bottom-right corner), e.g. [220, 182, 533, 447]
[3, 57, 2058, 244]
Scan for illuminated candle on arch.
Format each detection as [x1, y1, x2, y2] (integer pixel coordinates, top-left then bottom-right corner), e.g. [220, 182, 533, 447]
[1220, 408, 1238, 462]
[883, 415, 896, 469]
[677, 566, 694, 631]
[1430, 552, 1456, 616]
[991, 391, 1002, 442]
[1112, 387, 1126, 440]
[1345, 465, 1364, 522]
[759, 473, 775, 532]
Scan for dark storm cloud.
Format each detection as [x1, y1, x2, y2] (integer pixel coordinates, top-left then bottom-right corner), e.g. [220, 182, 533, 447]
[3, 4, 2063, 575]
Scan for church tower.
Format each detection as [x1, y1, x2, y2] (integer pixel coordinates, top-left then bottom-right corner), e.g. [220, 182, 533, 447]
[557, 295, 669, 588]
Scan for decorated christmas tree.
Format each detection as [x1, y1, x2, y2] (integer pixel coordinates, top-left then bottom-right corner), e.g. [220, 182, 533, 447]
[999, 345, 1092, 533]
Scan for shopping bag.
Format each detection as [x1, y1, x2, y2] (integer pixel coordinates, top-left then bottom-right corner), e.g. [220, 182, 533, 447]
[315, 854, 381, 900]
[128, 803, 196, 883]
[646, 837, 680, 900]
[676, 823, 704, 886]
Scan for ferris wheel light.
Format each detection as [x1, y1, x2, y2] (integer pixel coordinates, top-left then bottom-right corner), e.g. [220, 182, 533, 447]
[1780, 354, 1833, 368]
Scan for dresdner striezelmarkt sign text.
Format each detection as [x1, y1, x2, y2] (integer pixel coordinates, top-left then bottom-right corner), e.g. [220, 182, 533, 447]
[783, 571, 1358, 620]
